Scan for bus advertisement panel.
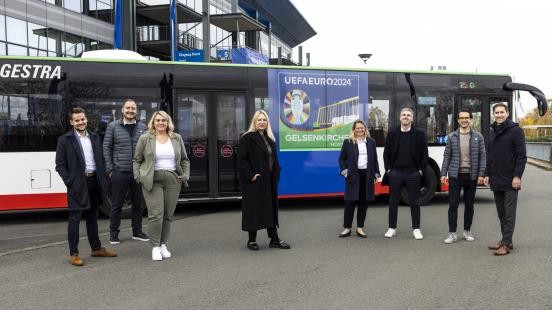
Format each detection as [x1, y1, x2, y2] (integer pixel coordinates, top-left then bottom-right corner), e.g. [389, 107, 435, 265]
[268, 69, 368, 197]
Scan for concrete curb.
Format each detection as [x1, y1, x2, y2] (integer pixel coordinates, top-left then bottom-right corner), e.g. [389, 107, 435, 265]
[527, 157, 552, 171]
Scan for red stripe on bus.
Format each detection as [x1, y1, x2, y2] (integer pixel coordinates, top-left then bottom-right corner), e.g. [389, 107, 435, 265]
[279, 182, 391, 198]
[0, 193, 67, 211]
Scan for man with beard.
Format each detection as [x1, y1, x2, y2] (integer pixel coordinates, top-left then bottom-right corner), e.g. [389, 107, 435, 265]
[440, 110, 486, 244]
[383, 107, 428, 240]
[56, 107, 117, 266]
[104, 99, 149, 244]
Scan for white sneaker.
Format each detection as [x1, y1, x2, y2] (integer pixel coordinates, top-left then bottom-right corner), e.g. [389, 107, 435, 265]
[384, 228, 396, 238]
[463, 230, 475, 242]
[413, 229, 424, 240]
[152, 247, 163, 261]
[444, 232, 457, 244]
[160, 244, 171, 258]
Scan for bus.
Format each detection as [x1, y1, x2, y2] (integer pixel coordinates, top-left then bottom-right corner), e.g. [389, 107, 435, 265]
[0, 56, 547, 215]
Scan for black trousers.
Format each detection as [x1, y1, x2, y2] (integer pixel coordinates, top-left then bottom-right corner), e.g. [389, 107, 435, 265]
[493, 190, 518, 245]
[109, 170, 144, 234]
[388, 169, 421, 229]
[68, 176, 102, 256]
[448, 173, 477, 232]
[343, 169, 368, 228]
[248, 228, 279, 243]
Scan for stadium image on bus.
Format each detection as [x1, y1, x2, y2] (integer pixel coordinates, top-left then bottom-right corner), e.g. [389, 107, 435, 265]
[0, 56, 547, 215]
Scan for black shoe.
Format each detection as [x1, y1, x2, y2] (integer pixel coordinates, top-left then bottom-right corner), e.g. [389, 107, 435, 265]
[109, 232, 120, 245]
[247, 242, 259, 251]
[269, 240, 291, 249]
[339, 230, 351, 238]
[132, 232, 150, 242]
[356, 229, 367, 238]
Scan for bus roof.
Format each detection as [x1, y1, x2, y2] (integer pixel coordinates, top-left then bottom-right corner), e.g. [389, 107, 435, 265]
[0, 55, 511, 77]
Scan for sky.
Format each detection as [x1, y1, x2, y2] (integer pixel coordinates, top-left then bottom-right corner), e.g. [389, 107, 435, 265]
[290, 0, 551, 116]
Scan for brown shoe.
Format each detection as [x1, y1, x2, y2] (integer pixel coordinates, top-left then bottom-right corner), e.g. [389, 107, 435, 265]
[494, 244, 510, 256]
[488, 243, 514, 250]
[91, 247, 117, 257]
[69, 255, 84, 266]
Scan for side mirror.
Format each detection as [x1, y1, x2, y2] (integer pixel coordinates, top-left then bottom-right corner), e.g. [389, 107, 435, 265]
[503, 82, 547, 116]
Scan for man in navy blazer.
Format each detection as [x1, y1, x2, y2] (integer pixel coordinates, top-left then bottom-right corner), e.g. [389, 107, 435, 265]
[55, 107, 116, 266]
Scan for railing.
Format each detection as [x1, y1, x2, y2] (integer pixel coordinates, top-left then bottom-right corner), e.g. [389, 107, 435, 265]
[317, 96, 360, 128]
[526, 142, 552, 162]
[136, 25, 203, 50]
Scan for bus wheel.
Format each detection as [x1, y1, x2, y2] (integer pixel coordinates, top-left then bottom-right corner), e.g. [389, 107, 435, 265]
[400, 166, 437, 206]
[99, 187, 140, 218]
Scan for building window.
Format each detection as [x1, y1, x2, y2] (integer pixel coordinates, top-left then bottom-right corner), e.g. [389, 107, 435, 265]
[7, 44, 28, 56]
[6, 17, 27, 46]
[64, 0, 82, 13]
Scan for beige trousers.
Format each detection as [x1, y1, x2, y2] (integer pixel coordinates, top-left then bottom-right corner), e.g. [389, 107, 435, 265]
[142, 170, 181, 246]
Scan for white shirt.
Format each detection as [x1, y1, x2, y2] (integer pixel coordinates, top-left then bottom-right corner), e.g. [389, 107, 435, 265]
[154, 140, 176, 171]
[75, 130, 96, 173]
[357, 139, 368, 169]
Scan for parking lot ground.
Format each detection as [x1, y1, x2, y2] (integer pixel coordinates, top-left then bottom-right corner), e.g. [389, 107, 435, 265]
[0, 165, 551, 309]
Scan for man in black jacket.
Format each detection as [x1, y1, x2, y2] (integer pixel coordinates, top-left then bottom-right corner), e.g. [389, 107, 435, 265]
[55, 107, 117, 266]
[383, 107, 428, 240]
[103, 99, 148, 244]
[483, 102, 527, 256]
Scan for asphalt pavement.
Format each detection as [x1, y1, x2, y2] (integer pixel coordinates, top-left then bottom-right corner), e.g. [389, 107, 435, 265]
[0, 165, 551, 310]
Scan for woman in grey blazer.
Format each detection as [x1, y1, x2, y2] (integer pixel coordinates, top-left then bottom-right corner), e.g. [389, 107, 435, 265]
[133, 111, 190, 261]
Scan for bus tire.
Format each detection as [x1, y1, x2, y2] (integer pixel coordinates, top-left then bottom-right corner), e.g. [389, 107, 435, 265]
[99, 186, 142, 218]
[400, 166, 437, 206]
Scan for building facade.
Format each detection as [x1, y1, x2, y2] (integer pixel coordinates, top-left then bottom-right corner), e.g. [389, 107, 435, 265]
[0, 0, 315, 64]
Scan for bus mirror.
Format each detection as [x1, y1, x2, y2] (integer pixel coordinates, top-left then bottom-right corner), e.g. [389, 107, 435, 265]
[503, 82, 548, 116]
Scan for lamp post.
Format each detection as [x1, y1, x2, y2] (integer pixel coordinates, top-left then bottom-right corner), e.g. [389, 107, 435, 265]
[358, 53, 372, 64]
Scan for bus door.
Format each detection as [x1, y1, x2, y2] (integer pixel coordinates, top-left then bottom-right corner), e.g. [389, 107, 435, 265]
[175, 91, 247, 199]
[456, 95, 510, 141]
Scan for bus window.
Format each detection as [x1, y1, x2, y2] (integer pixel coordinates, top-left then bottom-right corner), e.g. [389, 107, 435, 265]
[217, 94, 246, 193]
[459, 97, 483, 133]
[396, 73, 456, 145]
[367, 72, 393, 146]
[73, 99, 159, 137]
[0, 94, 64, 152]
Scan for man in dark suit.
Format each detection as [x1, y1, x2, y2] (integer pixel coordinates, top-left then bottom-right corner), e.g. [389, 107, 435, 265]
[55, 107, 117, 266]
[383, 107, 428, 240]
[483, 102, 526, 256]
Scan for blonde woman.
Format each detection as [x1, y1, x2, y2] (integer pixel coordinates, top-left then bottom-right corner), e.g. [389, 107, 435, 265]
[238, 110, 290, 251]
[133, 111, 190, 261]
[338, 119, 380, 238]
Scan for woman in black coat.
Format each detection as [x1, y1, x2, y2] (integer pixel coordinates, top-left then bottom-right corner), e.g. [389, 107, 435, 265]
[238, 110, 290, 251]
[338, 119, 380, 238]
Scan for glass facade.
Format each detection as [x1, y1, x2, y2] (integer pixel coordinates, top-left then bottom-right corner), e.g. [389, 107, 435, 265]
[38, 0, 114, 23]
[0, 14, 112, 57]
[3, 0, 298, 62]
[138, 0, 294, 61]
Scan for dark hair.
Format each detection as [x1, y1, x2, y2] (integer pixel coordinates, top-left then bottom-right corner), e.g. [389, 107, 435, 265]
[458, 110, 473, 119]
[492, 102, 509, 113]
[69, 107, 86, 120]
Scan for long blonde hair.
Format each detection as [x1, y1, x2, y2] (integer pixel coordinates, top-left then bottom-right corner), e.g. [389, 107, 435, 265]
[348, 119, 371, 143]
[147, 110, 176, 137]
[244, 110, 275, 142]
